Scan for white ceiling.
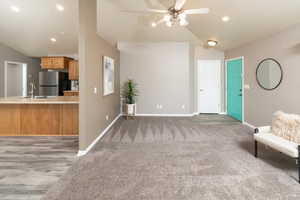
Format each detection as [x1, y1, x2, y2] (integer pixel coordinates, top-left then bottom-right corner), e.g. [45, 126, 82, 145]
[1, 0, 300, 57]
[98, 0, 300, 51]
[0, 0, 78, 57]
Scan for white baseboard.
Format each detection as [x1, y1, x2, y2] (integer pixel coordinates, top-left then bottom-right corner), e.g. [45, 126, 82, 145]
[243, 121, 256, 130]
[219, 112, 227, 115]
[77, 113, 122, 157]
[135, 113, 195, 117]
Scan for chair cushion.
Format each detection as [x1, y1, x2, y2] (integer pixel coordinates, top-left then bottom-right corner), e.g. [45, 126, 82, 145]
[254, 133, 299, 158]
[272, 111, 300, 143]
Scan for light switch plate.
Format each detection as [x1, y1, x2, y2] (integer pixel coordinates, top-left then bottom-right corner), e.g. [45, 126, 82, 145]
[93, 87, 97, 94]
[244, 84, 250, 89]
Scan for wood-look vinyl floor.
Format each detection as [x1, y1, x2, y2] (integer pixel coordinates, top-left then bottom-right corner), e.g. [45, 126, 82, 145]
[0, 136, 78, 200]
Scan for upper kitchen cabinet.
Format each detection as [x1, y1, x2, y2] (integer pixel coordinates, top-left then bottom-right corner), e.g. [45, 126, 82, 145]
[68, 60, 79, 80]
[41, 57, 73, 69]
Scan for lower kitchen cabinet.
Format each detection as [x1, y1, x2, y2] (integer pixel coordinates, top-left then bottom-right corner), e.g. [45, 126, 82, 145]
[0, 104, 78, 136]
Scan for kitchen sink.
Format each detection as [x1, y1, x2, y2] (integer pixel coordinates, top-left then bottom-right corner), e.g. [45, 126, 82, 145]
[22, 96, 56, 99]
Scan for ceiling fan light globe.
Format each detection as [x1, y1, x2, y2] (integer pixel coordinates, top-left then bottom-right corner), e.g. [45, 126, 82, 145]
[180, 19, 189, 26]
[179, 13, 186, 19]
[166, 21, 172, 27]
[163, 14, 171, 22]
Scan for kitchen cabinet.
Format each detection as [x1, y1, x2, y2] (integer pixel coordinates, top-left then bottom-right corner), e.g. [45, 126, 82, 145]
[64, 91, 79, 96]
[68, 60, 79, 80]
[41, 57, 73, 69]
[0, 104, 79, 136]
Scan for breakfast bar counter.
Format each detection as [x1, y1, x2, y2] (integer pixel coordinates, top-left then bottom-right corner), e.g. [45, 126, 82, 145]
[0, 97, 79, 136]
[0, 96, 79, 104]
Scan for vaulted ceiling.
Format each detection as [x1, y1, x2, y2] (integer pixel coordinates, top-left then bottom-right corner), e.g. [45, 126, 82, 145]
[0, 0, 300, 57]
[0, 0, 78, 57]
[98, 0, 300, 50]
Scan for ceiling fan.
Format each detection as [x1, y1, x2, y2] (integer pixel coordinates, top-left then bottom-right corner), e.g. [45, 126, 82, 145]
[123, 0, 210, 27]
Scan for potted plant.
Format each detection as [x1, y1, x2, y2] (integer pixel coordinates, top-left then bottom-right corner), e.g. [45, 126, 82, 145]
[122, 79, 138, 116]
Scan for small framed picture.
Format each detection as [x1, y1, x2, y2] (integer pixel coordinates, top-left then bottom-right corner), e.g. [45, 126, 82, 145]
[103, 56, 114, 96]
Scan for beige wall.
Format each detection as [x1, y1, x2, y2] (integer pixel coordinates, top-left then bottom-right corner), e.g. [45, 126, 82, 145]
[79, 0, 120, 150]
[119, 43, 226, 115]
[119, 42, 191, 115]
[226, 23, 300, 126]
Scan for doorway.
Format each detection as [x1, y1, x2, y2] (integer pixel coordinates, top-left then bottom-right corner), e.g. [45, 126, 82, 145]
[226, 57, 244, 122]
[198, 60, 221, 114]
[4, 61, 27, 97]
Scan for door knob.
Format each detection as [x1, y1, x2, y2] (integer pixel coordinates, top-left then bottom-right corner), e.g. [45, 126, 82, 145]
[238, 94, 242, 96]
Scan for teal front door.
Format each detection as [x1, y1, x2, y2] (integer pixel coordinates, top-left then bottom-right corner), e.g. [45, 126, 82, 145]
[227, 58, 243, 121]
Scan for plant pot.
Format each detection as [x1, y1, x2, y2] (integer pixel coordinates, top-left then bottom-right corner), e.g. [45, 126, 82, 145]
[126, 104, 135, 115]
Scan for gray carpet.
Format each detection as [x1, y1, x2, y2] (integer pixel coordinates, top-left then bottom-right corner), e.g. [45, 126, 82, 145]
[43, 115, 300, 200]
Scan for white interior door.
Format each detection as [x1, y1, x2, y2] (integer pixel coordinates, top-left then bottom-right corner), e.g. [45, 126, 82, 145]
[198, 60, 221, 113]
[5, 62, 27, 97]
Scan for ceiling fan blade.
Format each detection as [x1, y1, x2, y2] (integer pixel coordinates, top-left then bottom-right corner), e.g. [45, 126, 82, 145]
[174, 0, 187, 10]
[184, 8, 210, 14]
[121, 9, 168, 14]
[151, 17, 166, 27]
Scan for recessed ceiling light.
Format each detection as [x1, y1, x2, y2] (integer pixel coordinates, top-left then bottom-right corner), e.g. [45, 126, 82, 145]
[50, 38, 57, 42]
[222, 16, 230, 22]
[207, 40, 218, 47]
[56, 4, 64, 11]
[10, 6, 20, 13]
[151, 22, 157, 27]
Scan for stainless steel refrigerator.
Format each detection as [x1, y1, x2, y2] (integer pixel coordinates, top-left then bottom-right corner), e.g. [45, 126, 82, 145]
[39, 72, 70, 96]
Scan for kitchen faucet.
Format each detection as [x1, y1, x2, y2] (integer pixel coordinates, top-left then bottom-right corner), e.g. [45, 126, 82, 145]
[29, 81, 36, 98]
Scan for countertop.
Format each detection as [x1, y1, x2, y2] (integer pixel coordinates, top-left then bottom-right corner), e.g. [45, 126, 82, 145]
[64, 90, 79, 93]
[0, 96, 79, 104]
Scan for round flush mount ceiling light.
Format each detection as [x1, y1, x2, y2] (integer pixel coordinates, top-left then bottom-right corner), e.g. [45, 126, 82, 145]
[207, 40, 218, 47]
[222, 16, 230, 22]
[151, 22, 157, 27]
[50, 38, 57, 42]
[56, 4, 65, 11]
[10, 6, 20, 12]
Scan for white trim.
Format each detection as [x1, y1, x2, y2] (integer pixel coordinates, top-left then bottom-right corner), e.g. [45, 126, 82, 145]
[225, 56, 245, 123]
[135, 113, 195, 117]
[4, 61, 28, 97]
[243, 121, 256, 130]
[219, 112, 227, 115]
[77, 113, 122, 156]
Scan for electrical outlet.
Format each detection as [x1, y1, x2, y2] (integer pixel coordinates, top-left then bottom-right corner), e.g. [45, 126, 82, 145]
[160, 105, 163, 109]
[156, 104, 160, 109]
[106, 115, 109, 121]
[93, 87, 97, 94]
[244, 84, 250, 89]
[182, 105, 185, 110]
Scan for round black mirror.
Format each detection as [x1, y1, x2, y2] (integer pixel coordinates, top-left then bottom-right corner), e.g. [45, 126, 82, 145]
[256, 58, 283, 90]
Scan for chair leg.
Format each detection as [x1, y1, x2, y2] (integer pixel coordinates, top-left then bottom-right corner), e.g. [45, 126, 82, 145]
[297, 145, 300, 183]
[254, 140, 258, 158]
